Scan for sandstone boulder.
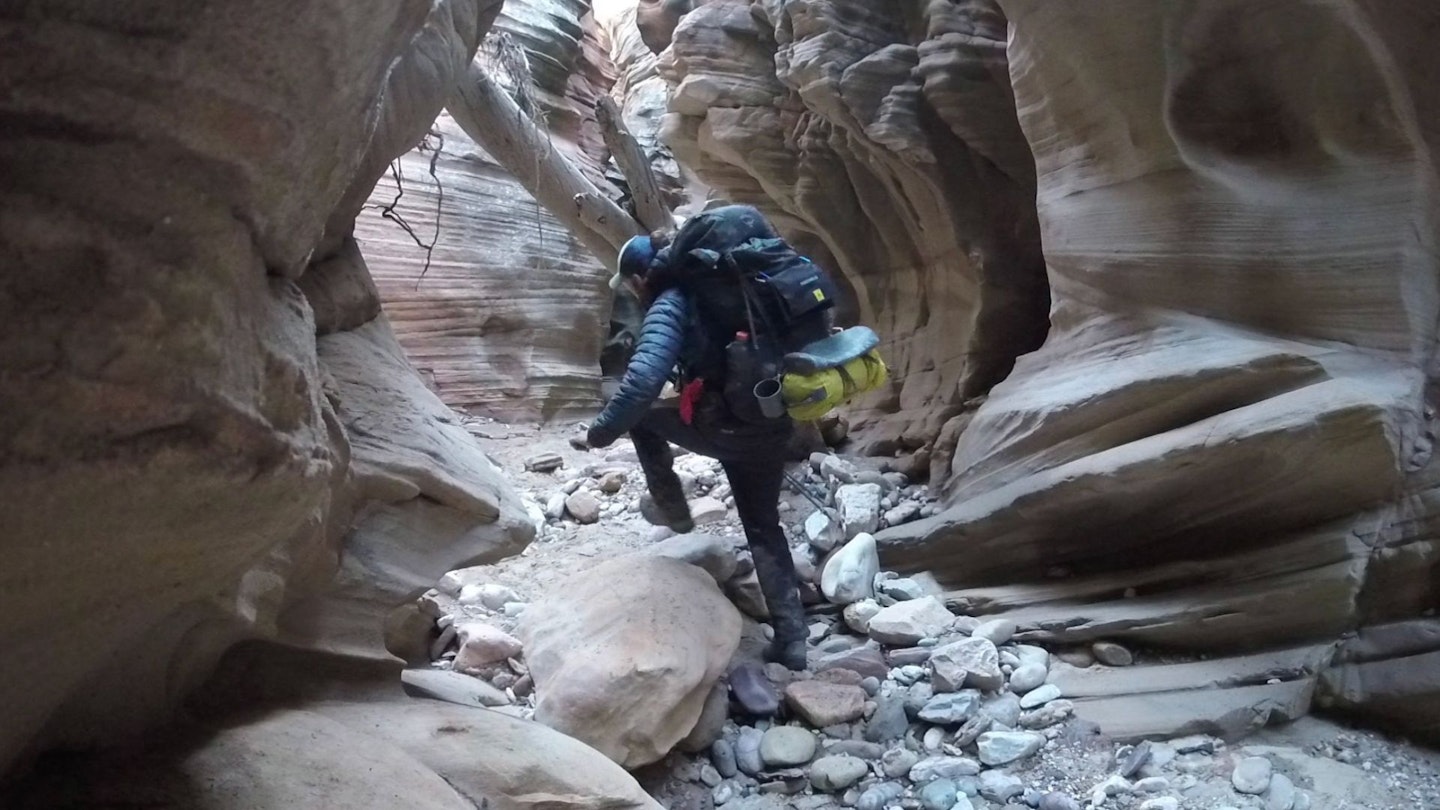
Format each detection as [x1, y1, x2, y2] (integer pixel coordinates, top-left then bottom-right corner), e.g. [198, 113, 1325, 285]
[518, 556, 742, 768]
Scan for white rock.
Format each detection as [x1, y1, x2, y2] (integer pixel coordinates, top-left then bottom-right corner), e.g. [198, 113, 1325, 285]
[977, 731, 1045, 766]
[436, 571, 465, 596]
[1231, 756, 1273, 795]
[867, 596, 954, 646]
[836, 484, 883, 537]
[457, 584, 484, 606]
[478, 583, 518, 610]
[545, 492, 567, 520]
[883, 501, 921, 526]
[1265, 773, 1296, 810]
[1009, 663, 1047, 694]
[805, 510, 836, 550]
[691, 497, 728, 525]
[1019, 683, 1061, 709]
[820, 533, 880, 605]
[843, 599, 883, 634]
[1139, 799, 1179, 810]
[970, 618, 1017, 646]
[929, 637, 1003, 692]
[820, 454, 857, 483]
[452, 622, 523, 672]
[564, 490, 600, 524]
[1014, 645, 1050, 670]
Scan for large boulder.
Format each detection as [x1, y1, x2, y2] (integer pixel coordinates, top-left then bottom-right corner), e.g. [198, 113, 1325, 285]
[518, 556, 743, 768]
[7, 702, 663, 810]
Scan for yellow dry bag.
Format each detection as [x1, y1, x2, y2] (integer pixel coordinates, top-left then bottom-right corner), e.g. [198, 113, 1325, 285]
[779, 326, 888, 422]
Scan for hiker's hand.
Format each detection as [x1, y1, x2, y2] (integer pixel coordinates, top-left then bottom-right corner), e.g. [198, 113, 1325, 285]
[586, 424, 617, 449]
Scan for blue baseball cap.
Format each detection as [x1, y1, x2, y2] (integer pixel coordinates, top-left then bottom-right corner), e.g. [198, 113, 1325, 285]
[610, 234, 655, 290]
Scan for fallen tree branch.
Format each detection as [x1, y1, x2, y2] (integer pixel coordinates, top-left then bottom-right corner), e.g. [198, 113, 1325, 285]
[446, 64, 641, 268]
[594, 96, 673, 232]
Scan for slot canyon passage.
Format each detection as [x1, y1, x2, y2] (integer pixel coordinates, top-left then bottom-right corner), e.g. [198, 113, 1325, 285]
[5, 0, 1440, 807]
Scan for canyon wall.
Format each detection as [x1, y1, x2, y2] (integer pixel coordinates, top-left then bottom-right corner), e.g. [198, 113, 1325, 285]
[356, 0, 643, 422]
[0, 0, 535, 777]
[654, 0, 1051, 461]
[654, 0, 1440, 741]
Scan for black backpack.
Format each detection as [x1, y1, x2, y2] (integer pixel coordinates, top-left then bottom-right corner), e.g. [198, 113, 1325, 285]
[647, 207, 840, 422]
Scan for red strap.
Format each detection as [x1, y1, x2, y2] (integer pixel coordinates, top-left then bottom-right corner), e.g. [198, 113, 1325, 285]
[679, 378, 705, 425]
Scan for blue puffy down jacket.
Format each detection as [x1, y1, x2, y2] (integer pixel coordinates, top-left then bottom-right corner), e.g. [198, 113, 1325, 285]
[586, 287, 690, 448]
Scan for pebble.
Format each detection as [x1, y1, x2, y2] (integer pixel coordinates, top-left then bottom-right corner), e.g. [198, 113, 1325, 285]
[1120, 740, 1153, 778]
[883, 501, 922, 527]
[735, 727, 765, 776]
[785, 680, 867, 727]
[909, 755, 981, 783]
[1019, 683, 1061, 709]
[820, 454, 858, 483]
[729, 661, 781, 716]
[562, 478, 585, 495]
[596, 470, 626, 493]
[1266, 773, 1297, 810]
[867, 595, 955, 646]
[1231, 756, 1273, 794]
[984, 692, 1023, 727]
[1133, 777, 1169, 793]
[524, 451, 563, 473]
[978, 770, 1025, 803]
[564, 490, 601, 524]
[836, 483, 883, 536]
[809, 755, 869, 792]
[888, 646, 935, 666]
[1055, 648, 1095, 668]
[1018, 699, 1073, 730]
[1009, 663, 1048, 694]
[699, 764, 723, 787]
[924, 726, 946, 750]
[1038, 792, 1082, 810]
[805, 510, 837, 550]
[919, 778, 958, 810]
[864, 689, 911, 742]
[844, 599, 883, 633]
[882, 746, 921, 778]
[918, 691, 983, 725]
[971, 618, 1017, 646]
[760, 726, 817, 767]
[825, 740, 885, 759]
[977, 731, 1045, 766]
[929, 637, 1004, 692]
[953, 711, 993, 748]
[712, 781, 737, 805]
[692, 496, 728, 524]
[819, 645, 890, 681]
[711, 739, 738, 778]
[861, 676, 882, 696]
[950, 796, 976, 810]
[1092, 641, 1134, 667]
[821, 533, 880, 604]
[1139, 800, 1178, 810]
[879, 576, 927, 601]
[1015, 645, 1050, 670]
[856, 782, 905, 810]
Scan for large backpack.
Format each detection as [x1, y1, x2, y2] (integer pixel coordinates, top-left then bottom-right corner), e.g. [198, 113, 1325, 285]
[649, 206, 887, 424]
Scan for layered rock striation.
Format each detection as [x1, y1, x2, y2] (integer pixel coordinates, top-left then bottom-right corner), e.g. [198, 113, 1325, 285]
[0, 0, 535, 779]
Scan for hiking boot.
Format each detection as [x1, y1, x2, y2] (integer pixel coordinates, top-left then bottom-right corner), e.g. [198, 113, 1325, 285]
[766, 638, 808, 672]
[640, 492, 694, 533]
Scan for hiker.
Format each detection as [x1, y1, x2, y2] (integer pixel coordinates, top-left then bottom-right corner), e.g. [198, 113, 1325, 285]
[583, 204, 841, 671]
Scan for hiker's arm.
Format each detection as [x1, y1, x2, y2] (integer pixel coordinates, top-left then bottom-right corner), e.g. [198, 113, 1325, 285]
[587, 287, 690, 448]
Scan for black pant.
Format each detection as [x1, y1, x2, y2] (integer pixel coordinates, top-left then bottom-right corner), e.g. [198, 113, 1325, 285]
[629, 397, 807, 646]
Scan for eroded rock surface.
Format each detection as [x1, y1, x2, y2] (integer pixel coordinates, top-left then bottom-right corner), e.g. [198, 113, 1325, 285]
[0, 0, 531, 779]
[518, 555, 743, 768]
[866, 0, 1440, 743]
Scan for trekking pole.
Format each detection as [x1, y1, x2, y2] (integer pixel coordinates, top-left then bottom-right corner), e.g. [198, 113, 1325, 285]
[783, 470, 829, 512]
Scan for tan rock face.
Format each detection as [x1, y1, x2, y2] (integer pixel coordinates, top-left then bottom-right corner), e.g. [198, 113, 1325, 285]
[354, 0, 627, 422]
[656, 0, 1050, 452]
[518, 556, 743, 768]
[0, 0, 531, 777]
[860, 0, 1440, 741]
